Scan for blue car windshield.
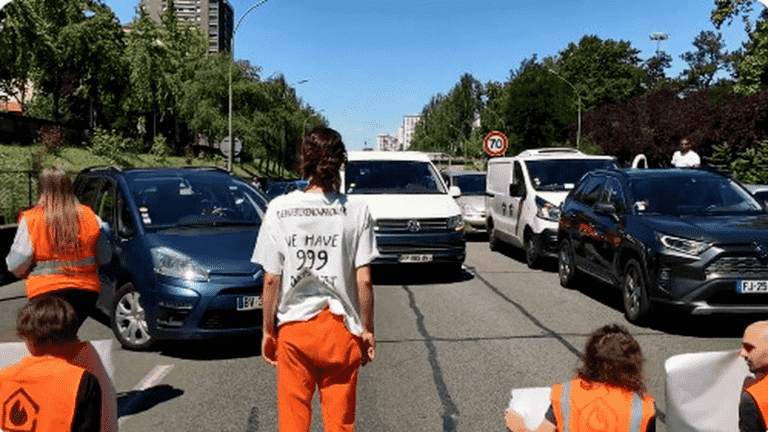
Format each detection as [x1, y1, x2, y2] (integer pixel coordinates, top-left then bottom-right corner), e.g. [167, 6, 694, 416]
[345, 161, 447, 194]
[630, 176, 764, 216]
[525, 159, 616, 191]
[129, 176, 265, 229]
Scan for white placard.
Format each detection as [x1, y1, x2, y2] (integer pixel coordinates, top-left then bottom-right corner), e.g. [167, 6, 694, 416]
[508, 386, 552, 429]
[665, 350, 750, 432]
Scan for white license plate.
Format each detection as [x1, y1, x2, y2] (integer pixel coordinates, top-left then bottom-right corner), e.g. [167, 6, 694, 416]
[736, 280, 768, 294]
[399, 254, 433, 263]
[236, 295, 262, 310]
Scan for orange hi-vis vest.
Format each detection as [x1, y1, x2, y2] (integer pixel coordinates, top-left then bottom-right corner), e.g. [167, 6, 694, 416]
[0, 356, 85, 432]
[22, 204, 101, 298]
[552, 378, 655, 432]
[746, 375, 768, 426]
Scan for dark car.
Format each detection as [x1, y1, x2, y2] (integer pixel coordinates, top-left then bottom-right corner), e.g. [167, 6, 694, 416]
[264, 179, 309, 201]
[558, 168, 768, 323]
[74, 166, 266, 350]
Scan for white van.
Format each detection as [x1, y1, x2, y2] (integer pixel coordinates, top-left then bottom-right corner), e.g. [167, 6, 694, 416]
[344, 151, 466, 273]
[486, 148, 617, 268]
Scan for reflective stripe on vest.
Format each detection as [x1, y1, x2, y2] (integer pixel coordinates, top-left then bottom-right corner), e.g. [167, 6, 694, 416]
[29, 257, 98, 275]
[561, 380, 645, 432]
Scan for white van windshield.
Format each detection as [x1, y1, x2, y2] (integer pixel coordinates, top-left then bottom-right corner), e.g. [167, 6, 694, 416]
[346, 160, 447, 195]
[525, 159, 616, 191]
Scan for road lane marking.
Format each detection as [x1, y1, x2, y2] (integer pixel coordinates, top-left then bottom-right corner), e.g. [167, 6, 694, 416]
[118, 364, 175, 427]
[135, 364, 175, 391]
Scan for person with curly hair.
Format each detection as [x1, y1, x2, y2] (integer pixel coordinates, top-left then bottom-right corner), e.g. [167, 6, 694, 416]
[505, 324, 656, 432]
[0, 296, 101, 432]
[5, 167, 111, 328]
[251, 126, 378, 432]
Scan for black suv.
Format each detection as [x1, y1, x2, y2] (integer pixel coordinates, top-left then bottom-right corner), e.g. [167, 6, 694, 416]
[558, 168, 768, 323]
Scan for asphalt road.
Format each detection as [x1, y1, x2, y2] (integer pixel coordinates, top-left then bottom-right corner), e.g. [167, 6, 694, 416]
[0, 236, 753, 431]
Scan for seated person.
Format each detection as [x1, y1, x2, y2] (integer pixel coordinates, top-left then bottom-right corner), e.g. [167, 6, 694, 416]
[0, 297, 101, 432]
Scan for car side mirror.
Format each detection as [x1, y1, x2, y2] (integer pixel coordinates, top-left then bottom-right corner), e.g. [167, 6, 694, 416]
[595, 202, 620, 221]
[450, 186, 461, 198]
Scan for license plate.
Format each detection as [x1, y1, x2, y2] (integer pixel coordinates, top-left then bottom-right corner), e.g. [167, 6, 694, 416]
[236, 295, 262, 310]
[736, 279, 768, 294]
[399, 254, 433, 263]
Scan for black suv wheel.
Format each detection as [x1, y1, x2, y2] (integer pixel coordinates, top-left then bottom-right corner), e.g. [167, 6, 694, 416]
[558, 239, 577, 288]
[622, 259, 651, 323]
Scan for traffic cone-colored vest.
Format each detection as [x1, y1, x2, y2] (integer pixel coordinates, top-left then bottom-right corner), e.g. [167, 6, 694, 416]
[22, 205, 101, 299]
[0, 356, 84, 432]
[552, 378, 655, 432]
[746, 375, 768, 426]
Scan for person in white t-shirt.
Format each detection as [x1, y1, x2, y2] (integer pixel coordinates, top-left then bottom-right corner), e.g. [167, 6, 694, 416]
[251, 126, 378, 432]
[671, 137, 701, 168]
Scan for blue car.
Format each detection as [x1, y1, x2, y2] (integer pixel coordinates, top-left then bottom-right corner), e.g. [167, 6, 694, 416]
[74, 166, 265, 350]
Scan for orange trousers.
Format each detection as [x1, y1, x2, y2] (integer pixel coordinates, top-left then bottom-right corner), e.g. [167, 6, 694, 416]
[277, 307, 363, 432]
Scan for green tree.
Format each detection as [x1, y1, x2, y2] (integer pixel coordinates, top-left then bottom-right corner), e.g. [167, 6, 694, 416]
[555, 35, 646, 109]
[2, 0, 127, 126]
[0, 0, 38, 115]
[679, 30, 731, 92]
[410, 73, 482, 157]
[643, 51, 673, 89]
[711, 0, 768, 96]
[504, 63, 575, 148]
[123, 2, 206, 147]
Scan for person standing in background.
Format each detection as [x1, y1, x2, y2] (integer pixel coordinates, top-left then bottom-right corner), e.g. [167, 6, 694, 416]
[252, 126, 378, 432]
[671, 137, 701, 168]
[5, 167, 111, 328]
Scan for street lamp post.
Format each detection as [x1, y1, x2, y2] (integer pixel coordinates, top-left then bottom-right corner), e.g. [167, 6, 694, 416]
[548, 68, 581, 151]
[228, 0, 271, 172]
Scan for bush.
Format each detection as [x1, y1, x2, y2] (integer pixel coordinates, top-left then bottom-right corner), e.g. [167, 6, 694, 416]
[730, 140, 768, 184]
[90, 128, 121, 159]
[150, 134, 172, 166]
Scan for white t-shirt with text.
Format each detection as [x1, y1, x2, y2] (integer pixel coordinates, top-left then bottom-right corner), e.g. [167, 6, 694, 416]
[251, 190, 378, 336]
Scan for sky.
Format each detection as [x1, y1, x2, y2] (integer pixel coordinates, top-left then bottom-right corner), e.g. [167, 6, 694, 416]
[101, 0, 764, 151]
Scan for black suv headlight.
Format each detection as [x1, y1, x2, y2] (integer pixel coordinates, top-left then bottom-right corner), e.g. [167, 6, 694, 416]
[656, 233, 712, 258]
[535, 196, 560, 221]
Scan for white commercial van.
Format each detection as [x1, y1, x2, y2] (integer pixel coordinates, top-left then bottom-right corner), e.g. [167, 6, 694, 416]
[485, 148, 617, 268]
[344, 151, 466, 273]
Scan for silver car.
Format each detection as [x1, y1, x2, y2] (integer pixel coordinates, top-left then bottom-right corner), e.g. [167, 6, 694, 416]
[444, 171, 487, 233]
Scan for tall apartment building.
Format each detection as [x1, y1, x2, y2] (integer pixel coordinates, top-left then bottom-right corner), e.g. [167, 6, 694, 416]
[141, 0, 234, 55]
[376, 133, 400, 151]
[401, 115, 422, 151]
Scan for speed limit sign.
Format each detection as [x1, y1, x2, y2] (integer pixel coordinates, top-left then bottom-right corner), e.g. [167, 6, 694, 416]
[483, 131, 508, 157]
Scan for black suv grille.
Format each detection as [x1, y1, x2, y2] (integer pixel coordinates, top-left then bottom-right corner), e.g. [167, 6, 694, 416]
[376, 218, 450, 233]
[706, 256, 768, 278]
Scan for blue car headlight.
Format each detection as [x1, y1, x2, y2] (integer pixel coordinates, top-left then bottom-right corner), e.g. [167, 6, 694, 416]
[656, 233, 712, 258]
[151, 247, 210, 282]
[535, 196, 560, 221]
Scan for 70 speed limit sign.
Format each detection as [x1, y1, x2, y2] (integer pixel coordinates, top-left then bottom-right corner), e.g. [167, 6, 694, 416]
[483, 131, 508, 157]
